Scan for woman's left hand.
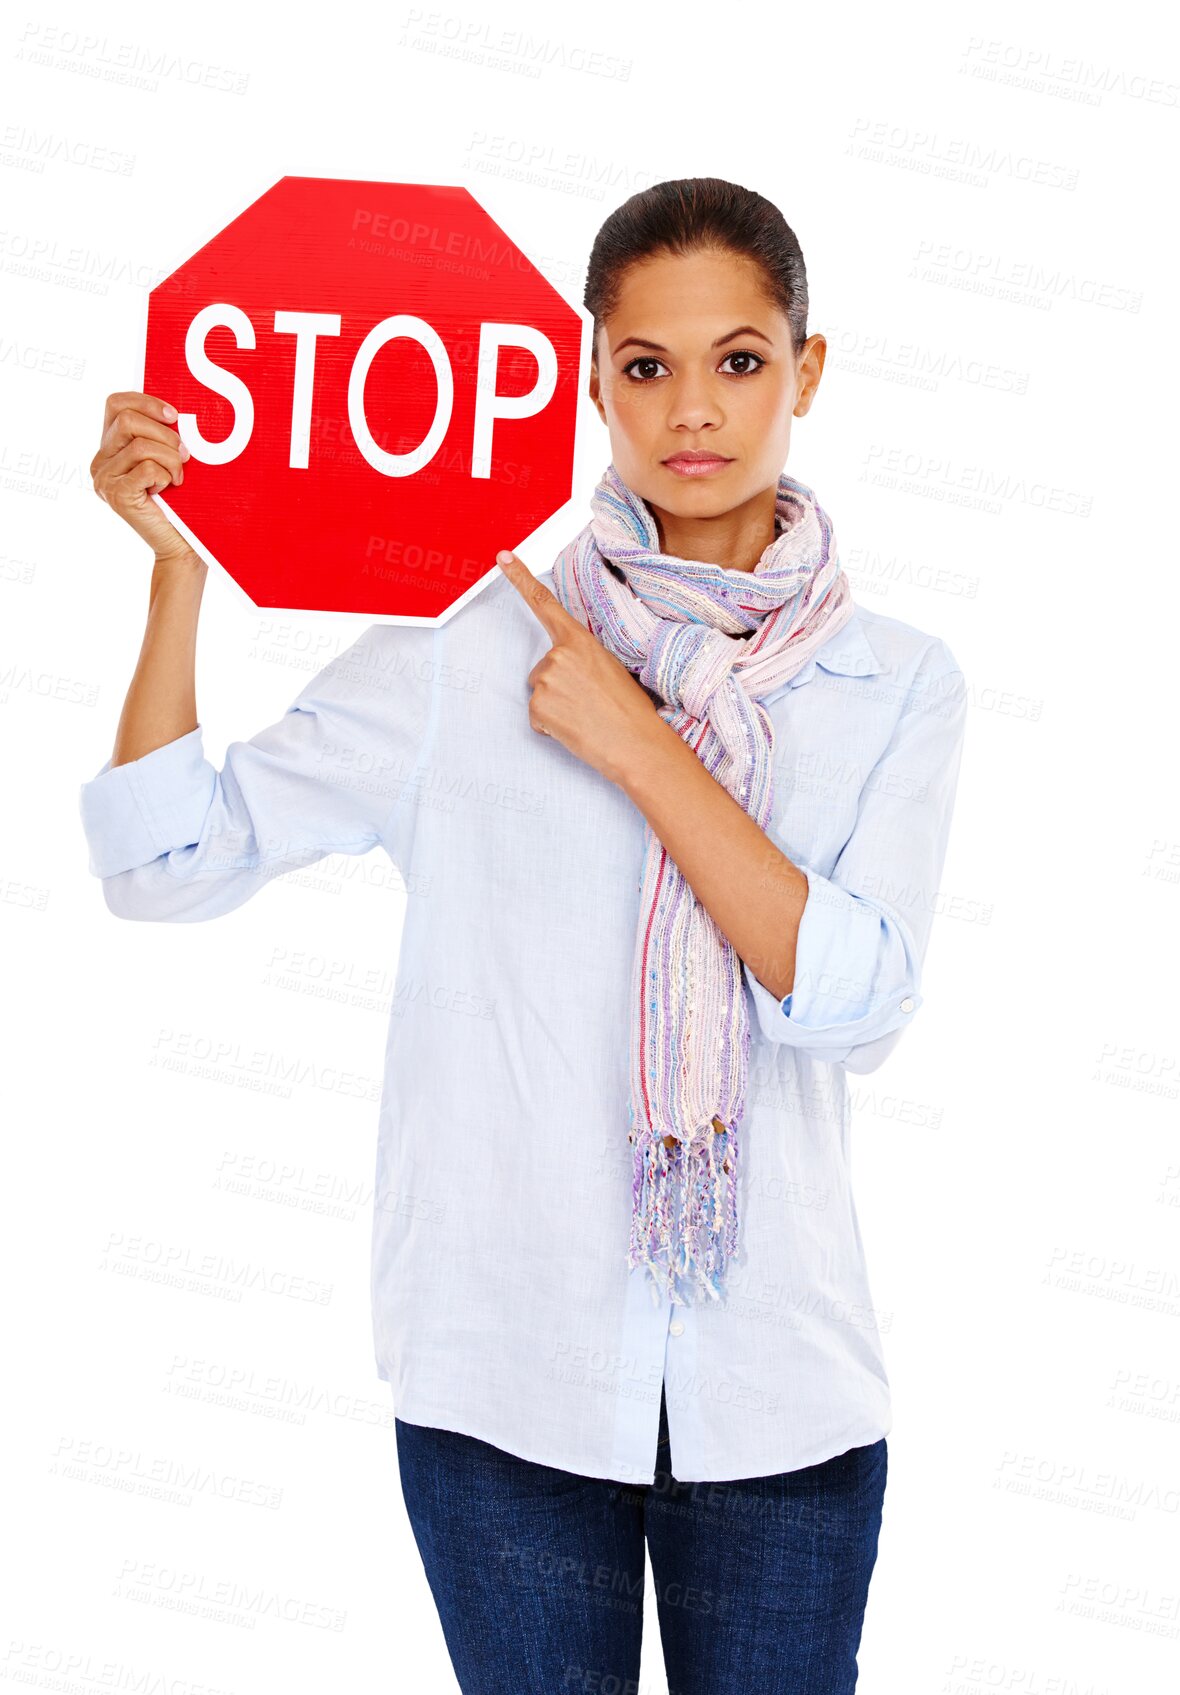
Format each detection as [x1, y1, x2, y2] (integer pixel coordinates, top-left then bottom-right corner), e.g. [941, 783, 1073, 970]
[496, 549, 660, 784]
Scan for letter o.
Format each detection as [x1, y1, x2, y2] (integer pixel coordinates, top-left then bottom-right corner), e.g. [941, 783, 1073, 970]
[348, 315, 453, 477]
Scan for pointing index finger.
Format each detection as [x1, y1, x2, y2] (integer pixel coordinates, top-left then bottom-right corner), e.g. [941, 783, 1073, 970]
[496, 550, 577, 639]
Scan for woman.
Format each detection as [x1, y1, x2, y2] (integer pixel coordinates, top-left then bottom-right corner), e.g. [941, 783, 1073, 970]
[81, 178, 968, 1693]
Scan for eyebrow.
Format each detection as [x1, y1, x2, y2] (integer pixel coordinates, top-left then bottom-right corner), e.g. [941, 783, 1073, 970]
[610, 324, 774, 357]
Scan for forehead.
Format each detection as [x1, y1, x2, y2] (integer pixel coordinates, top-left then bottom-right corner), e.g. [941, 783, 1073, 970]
[600, 249, 783, 345]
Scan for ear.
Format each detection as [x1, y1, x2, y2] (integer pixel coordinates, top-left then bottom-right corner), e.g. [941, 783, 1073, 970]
[587, 359, 607, 426]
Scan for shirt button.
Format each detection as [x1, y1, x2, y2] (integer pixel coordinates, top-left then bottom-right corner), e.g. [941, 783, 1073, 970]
[669, 1319, 685, 1337]
[900, 996, 915, 1013]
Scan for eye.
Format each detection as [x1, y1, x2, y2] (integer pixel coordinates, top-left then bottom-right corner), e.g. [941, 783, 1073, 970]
[621, 355, 670, 382]
[620, 350, 767, 382]
[719, 349, 766, 376]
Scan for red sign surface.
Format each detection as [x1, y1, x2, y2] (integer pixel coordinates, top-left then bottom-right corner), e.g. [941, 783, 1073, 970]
[143, 176, 585, 621]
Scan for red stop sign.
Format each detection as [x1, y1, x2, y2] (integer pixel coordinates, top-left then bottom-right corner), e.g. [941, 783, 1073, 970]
[143, 176, 586, 621]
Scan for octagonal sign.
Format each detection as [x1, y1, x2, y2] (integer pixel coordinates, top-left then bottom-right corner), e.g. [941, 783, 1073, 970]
[143, 176, 587, 622]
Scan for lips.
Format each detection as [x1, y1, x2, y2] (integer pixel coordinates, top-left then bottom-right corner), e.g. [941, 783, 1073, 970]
[663, 452, 732, 467]
[662, 451, 734, 477]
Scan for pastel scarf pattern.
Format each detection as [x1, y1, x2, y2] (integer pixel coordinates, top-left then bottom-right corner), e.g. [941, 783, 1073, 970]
[552, 461, 855, 1306]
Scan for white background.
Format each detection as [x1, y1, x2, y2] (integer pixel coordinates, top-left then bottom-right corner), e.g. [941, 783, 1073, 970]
[3, 1, 1178, 1691]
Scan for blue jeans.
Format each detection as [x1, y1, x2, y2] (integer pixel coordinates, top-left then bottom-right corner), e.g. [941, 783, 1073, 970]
[395, 1386, 887, 1694]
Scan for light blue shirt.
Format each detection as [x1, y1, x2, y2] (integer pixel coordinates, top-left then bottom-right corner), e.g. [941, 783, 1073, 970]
[78, 567, 968, 1484]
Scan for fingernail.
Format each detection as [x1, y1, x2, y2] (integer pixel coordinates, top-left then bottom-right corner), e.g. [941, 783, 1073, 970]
[163, 404, 177, 421]
[496, 550, 513, 565]
[179, 440, 190, 460]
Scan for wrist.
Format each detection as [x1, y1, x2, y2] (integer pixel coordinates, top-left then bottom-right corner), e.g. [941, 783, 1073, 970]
[150, 547, 206, 593]
[148, 548, 207, 616]
[152, 544, 206, 576]
[606, 707, 679, 798]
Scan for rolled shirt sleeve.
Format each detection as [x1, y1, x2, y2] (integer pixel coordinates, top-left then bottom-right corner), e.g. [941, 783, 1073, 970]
[80, 727, 218, 880]
[745, 646, 968, 1072]
[78, 621, 435, 922]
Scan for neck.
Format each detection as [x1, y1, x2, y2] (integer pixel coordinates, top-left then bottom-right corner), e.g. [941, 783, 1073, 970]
[646, 482, 780, 573]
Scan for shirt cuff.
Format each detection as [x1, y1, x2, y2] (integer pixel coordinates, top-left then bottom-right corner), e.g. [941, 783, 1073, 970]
[78, 725, 216, 878]
[743, 860, 923, 1059]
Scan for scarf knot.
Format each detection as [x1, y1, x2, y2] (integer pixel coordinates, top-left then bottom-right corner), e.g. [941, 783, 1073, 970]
[552, 462, 855, 1307]
[638, 623, 738, 722]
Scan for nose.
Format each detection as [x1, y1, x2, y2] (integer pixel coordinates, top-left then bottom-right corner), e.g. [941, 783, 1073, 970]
[664, 372, 723, 432]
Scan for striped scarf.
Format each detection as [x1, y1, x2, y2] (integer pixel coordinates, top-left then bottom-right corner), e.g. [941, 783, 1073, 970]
[552, 461, 855, 1307]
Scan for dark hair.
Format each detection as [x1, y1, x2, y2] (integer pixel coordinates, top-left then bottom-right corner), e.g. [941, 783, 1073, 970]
[584, 177, 809, 364]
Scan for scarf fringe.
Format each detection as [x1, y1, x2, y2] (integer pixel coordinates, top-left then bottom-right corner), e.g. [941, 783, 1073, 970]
[627, 1111, 740, 1307]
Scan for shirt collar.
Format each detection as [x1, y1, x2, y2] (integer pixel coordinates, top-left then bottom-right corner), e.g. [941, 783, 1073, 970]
[758, 606, 886, 705]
